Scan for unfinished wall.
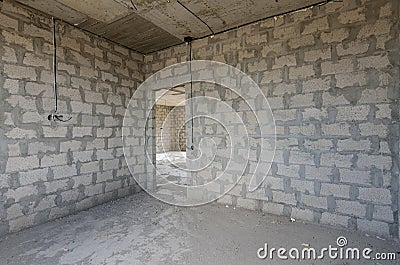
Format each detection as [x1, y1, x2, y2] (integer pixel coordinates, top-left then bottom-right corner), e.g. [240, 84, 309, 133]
[145, 0, 400, 238]
[0, 1, 144, 236]
[156, 105, 186, 153]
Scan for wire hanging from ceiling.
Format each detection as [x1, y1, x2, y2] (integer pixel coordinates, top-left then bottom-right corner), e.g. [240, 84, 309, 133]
[48, 17, 71, 123]
[184, 36, 195, 151]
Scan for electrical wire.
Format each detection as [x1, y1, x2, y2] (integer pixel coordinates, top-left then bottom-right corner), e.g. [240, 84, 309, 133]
[52, 17, 58, 114]
[188, 40, 194, 150]
[177, 0, 215, 36]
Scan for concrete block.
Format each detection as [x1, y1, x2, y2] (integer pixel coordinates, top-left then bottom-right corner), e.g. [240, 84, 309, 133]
[289, 94, 315, 108]
[273, 83, 296, 96]
[291, 179, 314, 193]
[337, 41, 369, 56]
[84, 91, 104, 104]
[236, 198, 257, 210]
[338, 7, 366, 24]
[276, 164, 300, 178]
[303, 77, 331, 93]
[290, 124, 315, 136]
[337, 139, 370, 151]
[80, 161, 100, 174]
[0, 13, 18, 30]
[23, 53, 50, 68]
[71, 101, 92, 114]
[358, 187, 391, 204]
[2, 46, 17, 63]
[336, 105, 369, 121]
[339, 168, 371, 185]
[3, 65, 36, 80]
[6, 156, 39, 172]
[305, 165, 331, 181]
[302, 108, 328, 121]
[321, 212, 349, 227]
[262, 202, 284, 216]
[5, 128, 36, 139]
[359, 88, 389, 104]
[336, 200, 366, 217]
[273, 54, 296, 69]
[357, 219, 389, 237]
[5, 186, 38, 202]
[302, 194, 327, 209]
[7, 203, 23, 219]
[41, 154, 67, 168]
[60, 140, 82, 152]
[291, 207, 314, 222]
[289, 151, 315, 166]
[358, 55, 391, 70]
[103, 159, 120, 171]
[304, 139, 332, 150]
[19, 168, 48, 185]
[335, 72, 367, 88]
[322, 123, 351, 136]
[52, 165, 78, 179]
[358, 19, 391, 38]
[105, 181, 122, 193]
[373, 205, 394, 223]
[2, 31, 33, 51]
[73, 127, 93, 138]
[320, 183, 350, 198]
[320, 153, 353, 168]
[43, 126, 68, 138]
[321, 58, 353, 75]
[288, 35, 315, 49]
[321, 28, 349, 43]
[272, 191, 296, 205]
[322, 92, 349, 106]
[302, 17, 329, 34]
[358, 124, 388, 137]
[273, 26, 296, 39]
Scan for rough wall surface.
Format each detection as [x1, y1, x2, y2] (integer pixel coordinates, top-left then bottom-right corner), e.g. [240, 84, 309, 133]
[0, 1, 144, 236]
[156, 105, 186, 152]
[145, 0, 400, 238]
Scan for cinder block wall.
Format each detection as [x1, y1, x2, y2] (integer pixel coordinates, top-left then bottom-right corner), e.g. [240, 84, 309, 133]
[0, 1, 144, 235]
[156, 105, 186, 152]
[145, 0, 400, 238]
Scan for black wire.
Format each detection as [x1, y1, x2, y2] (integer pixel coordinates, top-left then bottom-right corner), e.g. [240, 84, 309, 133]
[188, 41, 194, 149]
[52, 17, 58, 114]
[147, 0, 336, 55]
[177, 0, 215, 36]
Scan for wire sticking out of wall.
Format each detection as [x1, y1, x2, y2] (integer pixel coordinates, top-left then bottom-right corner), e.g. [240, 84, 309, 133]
[48, 17, 71, 123]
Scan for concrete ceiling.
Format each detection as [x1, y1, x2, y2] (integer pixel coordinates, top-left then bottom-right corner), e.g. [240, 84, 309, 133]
[156, 85, 186, 106]
[16, 0, 326, 54]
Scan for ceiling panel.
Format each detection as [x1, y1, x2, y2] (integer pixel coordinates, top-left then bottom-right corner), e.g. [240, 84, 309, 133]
[16, 0, 327, 54]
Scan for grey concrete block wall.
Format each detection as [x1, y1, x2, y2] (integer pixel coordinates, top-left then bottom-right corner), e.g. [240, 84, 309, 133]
[156, 105, 186, 152]
[0, 0, 144, 236]
[144, 0, 400, 238]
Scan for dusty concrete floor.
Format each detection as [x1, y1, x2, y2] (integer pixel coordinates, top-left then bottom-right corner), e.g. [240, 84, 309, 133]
[156, 151, 187, 186]
[0, 192, 398, 265]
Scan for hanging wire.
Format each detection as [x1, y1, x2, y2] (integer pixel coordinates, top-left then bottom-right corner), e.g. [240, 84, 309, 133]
[186, 37, 195, 150]
[52, 17, 58, 114]
[189, 42, 194, 150]
[48, 17, 71, 122]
